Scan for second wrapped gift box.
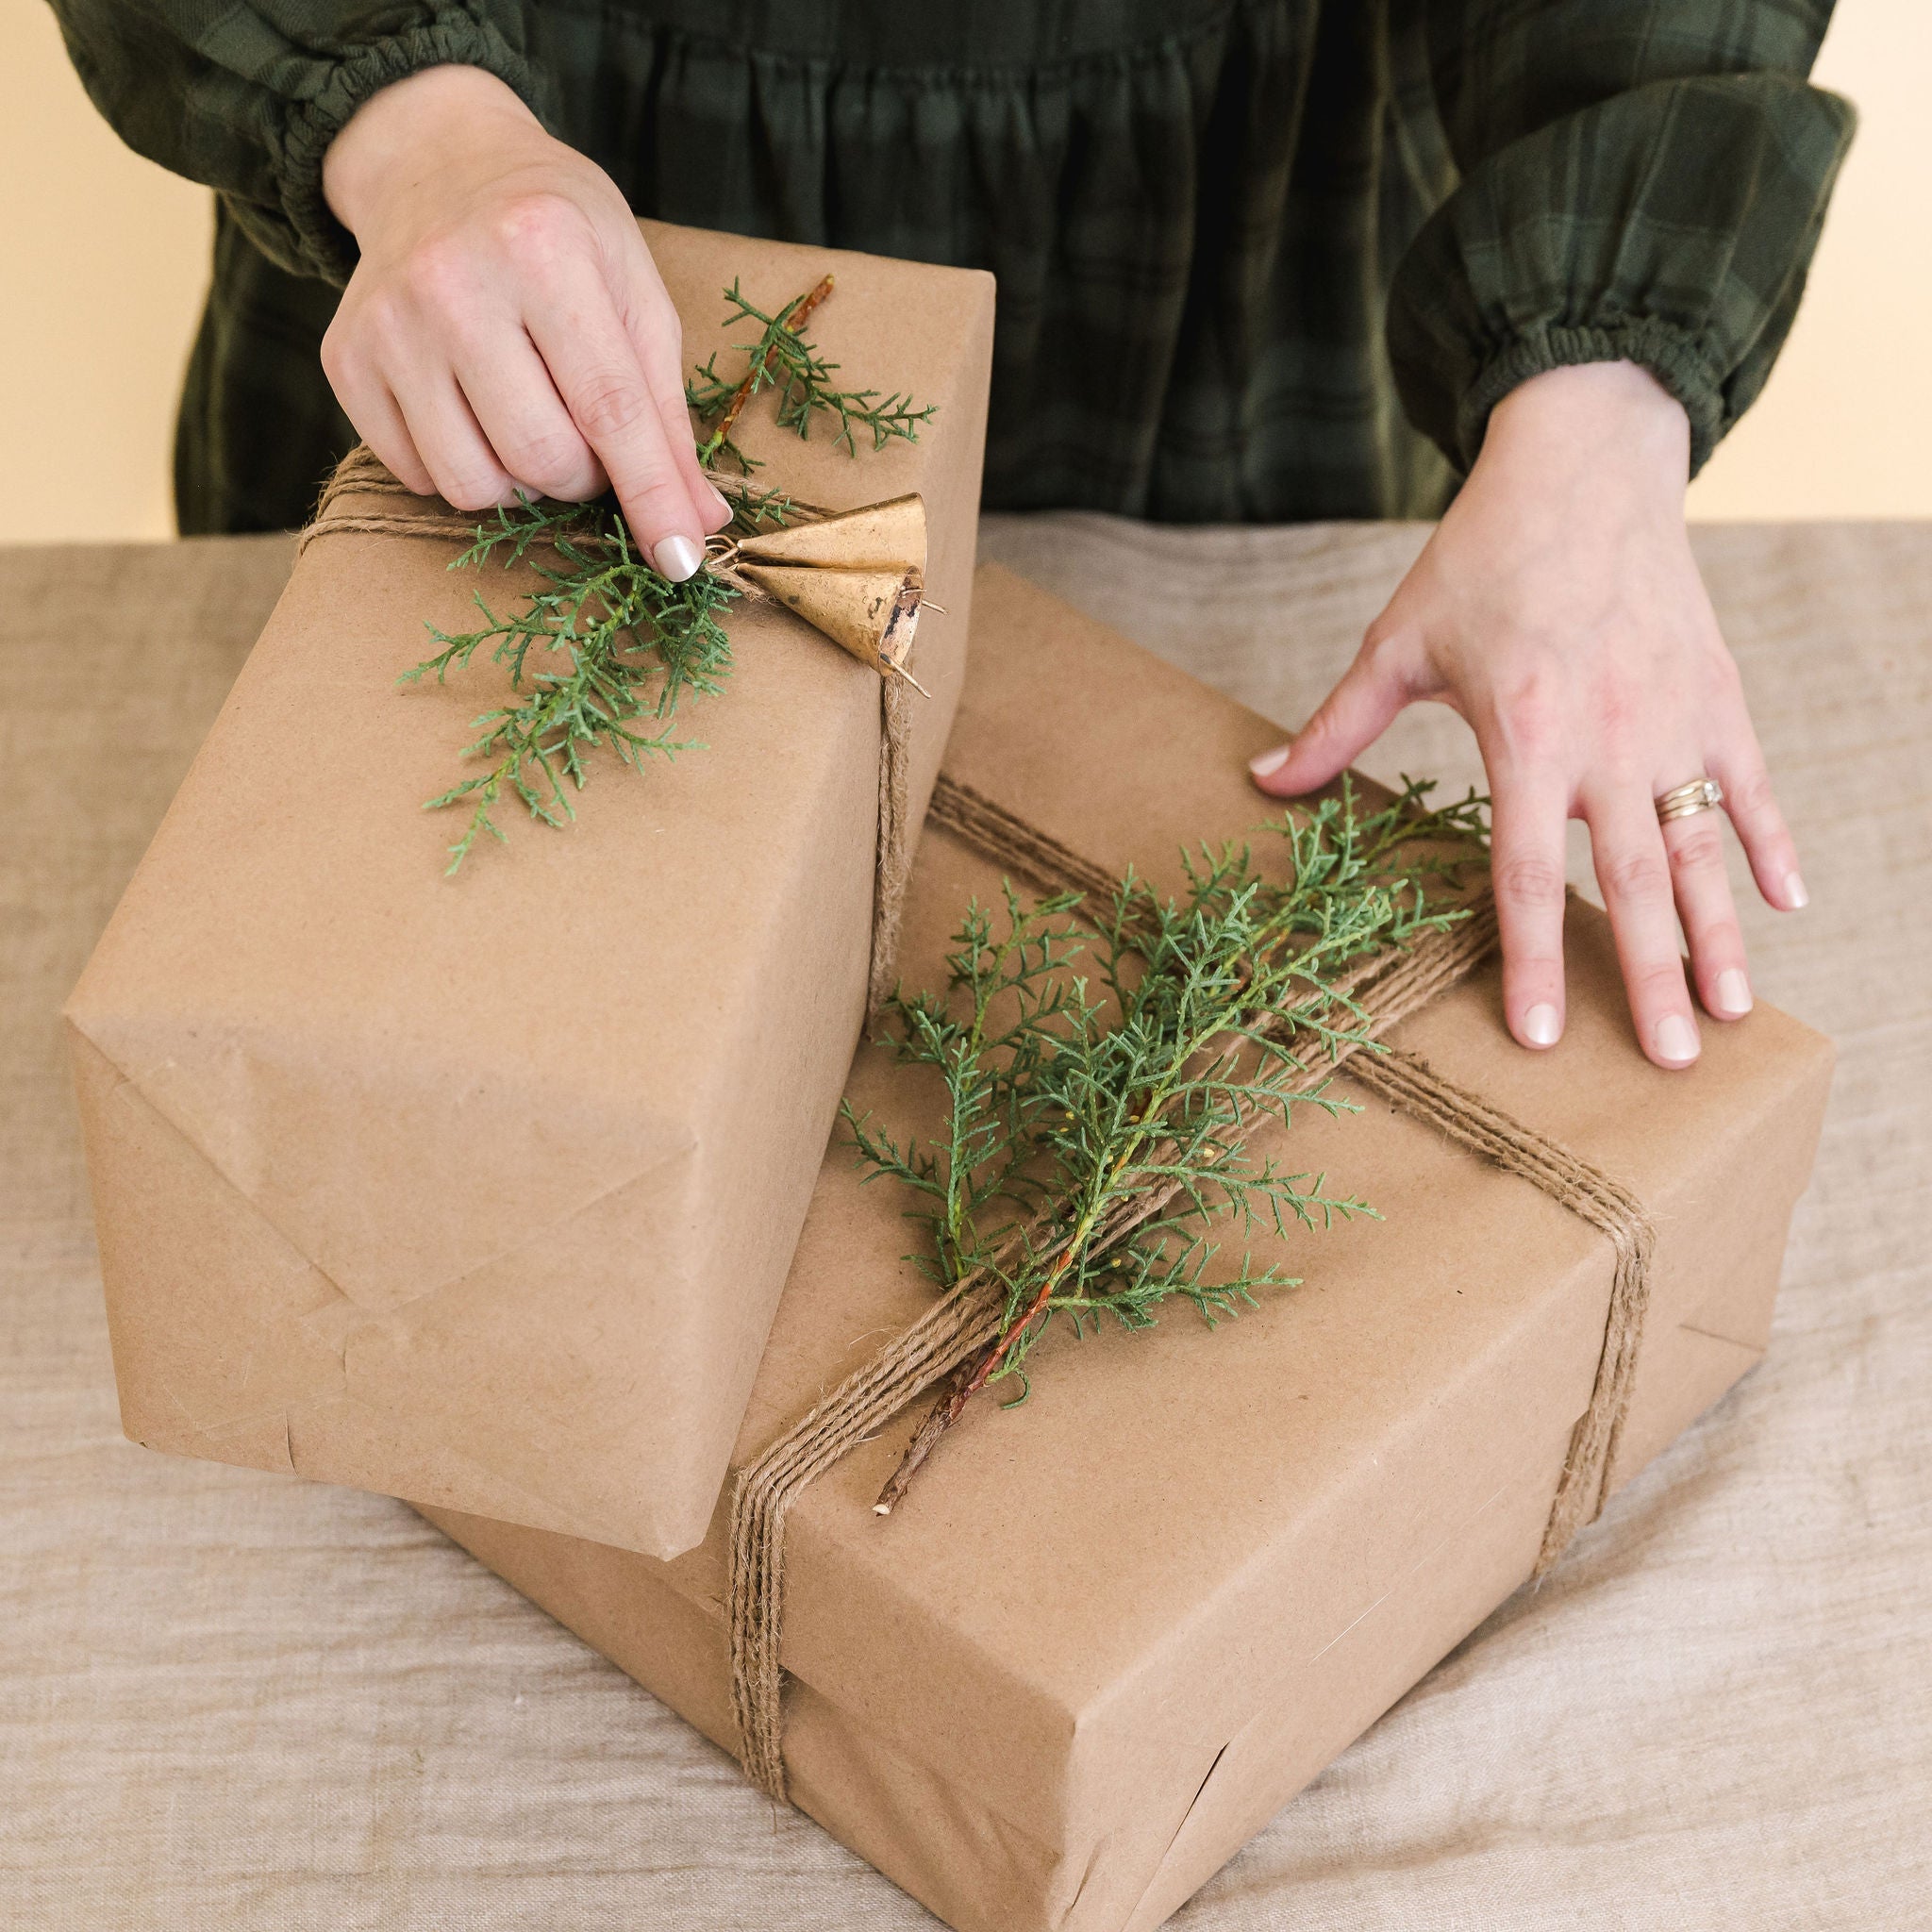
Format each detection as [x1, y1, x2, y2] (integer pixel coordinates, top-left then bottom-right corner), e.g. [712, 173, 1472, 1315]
[425, 564, 1832, 1932]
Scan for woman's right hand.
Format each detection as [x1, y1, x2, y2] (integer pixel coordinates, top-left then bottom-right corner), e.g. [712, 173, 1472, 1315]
[320, 63, 727, 579]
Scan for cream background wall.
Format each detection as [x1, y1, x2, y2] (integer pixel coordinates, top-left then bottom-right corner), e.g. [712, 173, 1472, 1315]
[3, 1, 1925, 543]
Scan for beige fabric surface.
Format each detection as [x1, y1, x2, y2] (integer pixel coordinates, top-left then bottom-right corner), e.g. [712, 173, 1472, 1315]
[3, 522, 1927, 1928]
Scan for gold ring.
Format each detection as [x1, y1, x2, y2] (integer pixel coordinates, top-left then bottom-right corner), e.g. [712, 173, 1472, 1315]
[1656, 776, 1724, 825]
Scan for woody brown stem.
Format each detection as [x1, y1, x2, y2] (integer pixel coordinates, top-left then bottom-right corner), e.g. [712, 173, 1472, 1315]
[874, 1246, 1075, 1515]
[872, 1355, 981, 1516]
[704, 274, 836, 461]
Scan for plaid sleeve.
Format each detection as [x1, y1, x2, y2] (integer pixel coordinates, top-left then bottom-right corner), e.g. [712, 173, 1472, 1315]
[1386, 0, 1855, 475]
[47, 0, 547, 285]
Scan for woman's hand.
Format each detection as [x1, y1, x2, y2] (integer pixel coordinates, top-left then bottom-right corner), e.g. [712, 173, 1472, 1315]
[1248, 360, 1807, 1071]
[320, 64, 727, 579]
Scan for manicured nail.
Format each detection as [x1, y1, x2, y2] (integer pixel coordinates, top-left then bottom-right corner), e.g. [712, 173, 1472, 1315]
[1248, 744, 1291, 781]
[1715, 968, 1753, 1017]
[1654, 1014, 1700, 1065]
[653, 534, 703, 583]
[708, 483, 732, 516]
[1783, 870, 1809, 910]
[1523, 1002, 1561, 1048]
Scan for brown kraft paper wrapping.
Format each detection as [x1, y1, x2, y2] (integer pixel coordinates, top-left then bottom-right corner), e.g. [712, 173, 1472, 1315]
[422, 567, 1834, 1932]
[63, 222, 997, 1562]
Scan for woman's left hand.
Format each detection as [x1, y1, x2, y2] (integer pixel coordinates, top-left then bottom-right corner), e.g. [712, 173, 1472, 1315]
[1247, 359, 1807, 1071]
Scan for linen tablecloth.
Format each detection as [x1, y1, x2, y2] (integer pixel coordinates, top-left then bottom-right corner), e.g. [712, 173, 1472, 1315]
[3, 520, 1927, 1927]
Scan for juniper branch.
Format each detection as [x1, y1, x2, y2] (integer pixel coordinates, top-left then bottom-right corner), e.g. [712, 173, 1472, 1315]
[849, 779, 1490, 1511]
[687, 275, 937, 471]
[400, 494, 758, 872]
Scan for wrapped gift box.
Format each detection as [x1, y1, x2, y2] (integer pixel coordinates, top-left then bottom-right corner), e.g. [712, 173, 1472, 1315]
[64, 222, 996, 1561]
[424, 565, 1832, 1932]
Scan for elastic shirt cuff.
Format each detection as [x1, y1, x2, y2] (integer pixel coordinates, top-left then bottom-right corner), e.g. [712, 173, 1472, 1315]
[1458, 319, 1726, 478]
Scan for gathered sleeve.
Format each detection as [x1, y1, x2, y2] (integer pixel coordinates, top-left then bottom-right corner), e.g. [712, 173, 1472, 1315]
[1386, 0, 1855, 475]
[46, 0, 547, 285]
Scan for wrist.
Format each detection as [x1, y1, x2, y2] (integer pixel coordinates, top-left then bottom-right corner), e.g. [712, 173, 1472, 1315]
[323, 64, 542, 241]
[1482, 361, 1690, 497]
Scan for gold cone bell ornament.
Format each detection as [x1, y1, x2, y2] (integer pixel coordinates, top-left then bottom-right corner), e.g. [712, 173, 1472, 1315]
[707, 493, 931, 689]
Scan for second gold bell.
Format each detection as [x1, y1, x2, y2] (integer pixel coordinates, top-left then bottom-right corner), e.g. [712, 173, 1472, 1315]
[710, 492, 928, 680]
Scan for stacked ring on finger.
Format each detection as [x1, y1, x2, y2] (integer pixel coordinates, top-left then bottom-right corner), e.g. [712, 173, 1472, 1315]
[1655, 776, 1725, 825]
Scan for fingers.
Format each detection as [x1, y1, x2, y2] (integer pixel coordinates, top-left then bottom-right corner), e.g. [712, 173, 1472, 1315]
[1249, 625, 1420, 797]
[320, 325, 436, 497]
[525, 261, 712, 579]
[389, 360, 525, 512]
[1707, 725, 1807, 913]
[1659, 801, 1753, 1021]
[451, 325, 608, 505]
[1483, 750, 1572, 1050]
[1585, 783, 1701, 1069]
[329, 263, 528, 512]
[1663, 662, 1804, 1022]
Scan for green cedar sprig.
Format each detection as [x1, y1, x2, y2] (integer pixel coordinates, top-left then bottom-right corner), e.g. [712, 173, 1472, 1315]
[400, 486, 791, 873]
[686, 276, 938, 472]
[846, 781, 1489, 1430]
[402, 276, 931, 872]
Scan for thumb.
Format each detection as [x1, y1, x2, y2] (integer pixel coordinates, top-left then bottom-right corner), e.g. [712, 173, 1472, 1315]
[1249, 628, 1419, 797]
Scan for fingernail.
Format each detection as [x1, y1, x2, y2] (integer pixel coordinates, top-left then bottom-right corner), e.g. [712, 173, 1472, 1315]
[1655, 1013, 1700, 1066]
[1715, 968, 1753, 1017]
[653, 534, 703, 583]
[708, 483, 731, 516]
[1523, 1002, 1561, 1048]
[1248, 744, 1291, 781]
[1783, 869, 1809, 910]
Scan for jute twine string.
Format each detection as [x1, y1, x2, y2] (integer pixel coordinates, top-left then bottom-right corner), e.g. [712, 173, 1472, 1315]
[728, 777, 1655, 1805]
[297, 443, 835, 557]
[295, 448, 915, 1008]
[295, 445, 475, 554]
[916, 774, 1122, 906]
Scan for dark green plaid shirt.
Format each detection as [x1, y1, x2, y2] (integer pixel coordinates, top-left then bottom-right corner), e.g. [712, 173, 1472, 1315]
[50, 0, 1852, 534]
